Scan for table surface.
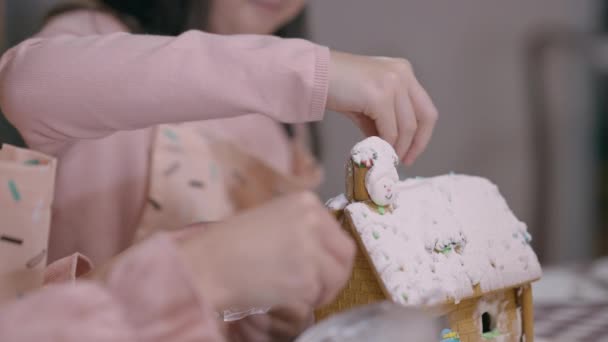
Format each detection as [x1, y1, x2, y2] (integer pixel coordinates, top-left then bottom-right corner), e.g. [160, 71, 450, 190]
[533, 257, 608, 341]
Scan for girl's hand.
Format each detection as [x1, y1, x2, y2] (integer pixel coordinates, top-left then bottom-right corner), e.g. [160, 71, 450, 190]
[327, 51, 439, 165]
[178, 192, 356, 312]
[226, 303, 314, 342]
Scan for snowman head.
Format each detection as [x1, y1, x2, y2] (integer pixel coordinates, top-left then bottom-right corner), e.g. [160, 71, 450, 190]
[366, 166, 399, 206]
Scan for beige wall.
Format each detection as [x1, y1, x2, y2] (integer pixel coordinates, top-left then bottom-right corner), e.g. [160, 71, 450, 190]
[310, 0, 598, 263]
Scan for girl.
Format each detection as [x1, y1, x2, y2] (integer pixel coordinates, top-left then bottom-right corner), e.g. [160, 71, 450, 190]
[0, 0, 438, 340]
[0, 0, 437, 264]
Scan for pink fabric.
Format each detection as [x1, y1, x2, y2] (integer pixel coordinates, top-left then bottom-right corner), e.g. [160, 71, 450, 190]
[0, 10, 330, 264]
[0, 145, 56, 304]
[43, 252, 93, 284]
[0, 234, 224, 341]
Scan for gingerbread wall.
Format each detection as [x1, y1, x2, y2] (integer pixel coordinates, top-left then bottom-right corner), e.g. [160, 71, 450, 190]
[447, 288, 522, 342]
[315, 209, 387, 321]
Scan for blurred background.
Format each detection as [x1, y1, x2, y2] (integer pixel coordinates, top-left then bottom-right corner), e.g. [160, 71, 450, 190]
[1, 0, 606, 266]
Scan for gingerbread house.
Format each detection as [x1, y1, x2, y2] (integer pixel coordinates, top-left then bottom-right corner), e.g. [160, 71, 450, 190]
[316, 137, 542, 342]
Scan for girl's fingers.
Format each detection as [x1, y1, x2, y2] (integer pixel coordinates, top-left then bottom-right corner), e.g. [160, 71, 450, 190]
[267, 304, 314, 339]
[344, 112, 378, 137]
[227, 316, 270, 342]
[371, 99, 398, 146]
[394, 88, 418, 161]
[314, 244, 352, 307]
[403, 80, 438, 165]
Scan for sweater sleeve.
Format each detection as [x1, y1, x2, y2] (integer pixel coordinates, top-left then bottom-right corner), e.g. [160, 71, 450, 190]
[0, 234, 224, 342]
[0, 10, 329, 149]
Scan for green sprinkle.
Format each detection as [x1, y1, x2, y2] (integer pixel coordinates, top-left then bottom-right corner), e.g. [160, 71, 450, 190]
[401, 293, 408, 302]
[163, 128, 179, 142]
[377, 206, 386, 215]
[24, 159, 40, 165]
[482, 330, 501, 339]
[8, 180, 20, 201]
[373, 231, 380, 240]
[358, 163, 365, 168]
[440, 246, 452, 254]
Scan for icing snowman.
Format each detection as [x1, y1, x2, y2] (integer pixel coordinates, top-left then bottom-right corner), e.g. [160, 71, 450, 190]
[351, 136, 400, 207]
[366, 165, 399, 207]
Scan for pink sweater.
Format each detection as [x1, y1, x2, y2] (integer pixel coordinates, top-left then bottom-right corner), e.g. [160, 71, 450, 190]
[0, 10, 329, 264]
[0, 10, 329, 341]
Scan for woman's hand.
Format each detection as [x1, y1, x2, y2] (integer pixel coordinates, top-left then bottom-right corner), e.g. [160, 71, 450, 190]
[178, 192, 356, 312]
[328, 51, 438, 165]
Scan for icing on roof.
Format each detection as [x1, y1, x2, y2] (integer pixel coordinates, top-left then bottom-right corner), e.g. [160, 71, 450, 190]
[345, 175, 542, 306]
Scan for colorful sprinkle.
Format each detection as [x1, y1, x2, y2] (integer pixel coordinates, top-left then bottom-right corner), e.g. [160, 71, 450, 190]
[1, 235, 23, 245]
[8, 180, 20, 201]
[373, 231, 380, 240]
[482, 330, 501, 339]
[147, 198, 162, 211]
[26, 249, 47, 269]
[24, 159, 40, 165]
[441, 328, 460, 341]
[163, 128, 179, 142]
[377, 206, 386, 215]
[401, 293, 408, 302]
[163, 161, 181, 176]
[440, 246, 452, 254]
[189, 180, 205, 188]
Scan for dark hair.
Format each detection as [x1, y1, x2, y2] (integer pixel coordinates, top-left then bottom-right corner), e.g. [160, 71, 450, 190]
[48, 0, 308, 39]
[47, 0, 321, 157]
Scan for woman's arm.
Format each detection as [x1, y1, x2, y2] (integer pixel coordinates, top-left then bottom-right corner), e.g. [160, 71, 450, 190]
[0, 10, 328, 149]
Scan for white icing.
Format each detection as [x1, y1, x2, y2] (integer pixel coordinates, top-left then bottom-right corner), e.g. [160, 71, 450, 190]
[350, 137, 399, 206]
[514, 307, 523, 340]
[350, 136, 398, 167]
[344, 174, 542, 306]
[366, 166, 399, 206]
[325, 193, 349, 210]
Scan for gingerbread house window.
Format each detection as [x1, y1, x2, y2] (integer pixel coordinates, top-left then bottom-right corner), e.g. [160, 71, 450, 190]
[481, 312, 494, 334]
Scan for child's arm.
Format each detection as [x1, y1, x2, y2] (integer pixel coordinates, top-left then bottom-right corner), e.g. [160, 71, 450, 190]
[0, 10, 328, 149]
[0, 234, 224, 342]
